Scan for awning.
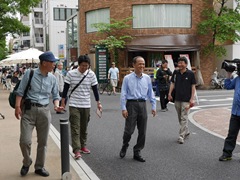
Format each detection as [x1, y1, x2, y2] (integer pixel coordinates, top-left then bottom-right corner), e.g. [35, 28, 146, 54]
[126, 34, 201, 52]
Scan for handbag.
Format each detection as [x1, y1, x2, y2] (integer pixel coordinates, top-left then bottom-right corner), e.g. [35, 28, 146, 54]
[9, 70, 34, 109]
[69, 70, 90, 98]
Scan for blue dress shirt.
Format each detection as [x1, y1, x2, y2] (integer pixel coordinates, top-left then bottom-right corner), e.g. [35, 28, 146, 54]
[120, 72, 156, 111]
[224, 76, 240, 116]
[16, 68, 60, 105]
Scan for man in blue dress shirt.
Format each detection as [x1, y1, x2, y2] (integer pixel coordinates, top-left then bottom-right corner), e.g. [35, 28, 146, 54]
[120, 56, 156, 162]
[15, 51, 63, 177]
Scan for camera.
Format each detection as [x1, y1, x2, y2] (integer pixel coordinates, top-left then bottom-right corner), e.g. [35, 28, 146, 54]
[221, 58, 240, 74]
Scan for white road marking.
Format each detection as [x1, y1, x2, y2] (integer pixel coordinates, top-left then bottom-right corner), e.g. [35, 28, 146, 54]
[49, 124, 100, 180]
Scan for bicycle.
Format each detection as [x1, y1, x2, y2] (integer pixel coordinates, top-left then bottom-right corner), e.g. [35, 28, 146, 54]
[99, 79, 112, 95]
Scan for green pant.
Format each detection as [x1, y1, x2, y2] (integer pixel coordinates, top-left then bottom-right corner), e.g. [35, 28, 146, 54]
[69, 106, 90, 153]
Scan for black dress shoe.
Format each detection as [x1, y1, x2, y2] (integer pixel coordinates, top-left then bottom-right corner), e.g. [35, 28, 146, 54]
[20, 165, 30, 176]
[35, 168, 49, 177]
[133, 154, 146, 162]
[20, 161, 32, 176]
[119, 147, 127, 158]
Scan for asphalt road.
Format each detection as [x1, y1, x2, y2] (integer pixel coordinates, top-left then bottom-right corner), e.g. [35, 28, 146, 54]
[51, 90, 240, 180]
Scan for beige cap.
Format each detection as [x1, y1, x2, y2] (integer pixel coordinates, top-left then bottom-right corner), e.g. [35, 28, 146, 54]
[111, 62, 115, 65]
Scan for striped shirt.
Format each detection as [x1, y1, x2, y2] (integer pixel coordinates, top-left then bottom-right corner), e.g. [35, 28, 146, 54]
[64, 69, 98, 108]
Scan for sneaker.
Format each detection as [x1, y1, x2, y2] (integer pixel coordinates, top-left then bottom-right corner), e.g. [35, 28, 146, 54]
[74, 151, 82, 159]
[177, 137, 184, 144]
[184, 132, 190, 139]
[219, 155, 232, 161]
[80, 147, 91, 154]
[160, 109, 167, 112]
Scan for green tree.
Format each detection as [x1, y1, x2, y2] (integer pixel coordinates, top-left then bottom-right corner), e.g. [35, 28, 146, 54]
[92, 17, 133, 65]
[198, 0, 240, 57]
[0, 0, 41, 60]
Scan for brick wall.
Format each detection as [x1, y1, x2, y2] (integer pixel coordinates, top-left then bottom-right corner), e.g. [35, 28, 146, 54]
[79, 0, 214, 86]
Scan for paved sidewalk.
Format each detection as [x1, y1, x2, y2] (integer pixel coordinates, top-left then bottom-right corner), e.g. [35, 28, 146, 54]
[189, 107, 240, 143]
[0, 88, 80, 180]
[0, 87, 239, 179]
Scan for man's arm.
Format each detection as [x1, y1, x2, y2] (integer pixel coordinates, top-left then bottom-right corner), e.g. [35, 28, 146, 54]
[15, 95, 23, 120]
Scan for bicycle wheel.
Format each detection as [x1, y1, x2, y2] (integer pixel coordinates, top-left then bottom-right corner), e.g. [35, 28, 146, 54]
[106, 83, 112, 95]
[98, 83, 104, 94]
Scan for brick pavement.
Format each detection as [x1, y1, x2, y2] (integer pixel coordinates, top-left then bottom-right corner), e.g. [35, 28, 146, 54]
[191, 107, 240, 143]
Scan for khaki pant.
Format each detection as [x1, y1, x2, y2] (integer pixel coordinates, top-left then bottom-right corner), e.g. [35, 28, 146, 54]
[20, 105, 51, 170]
[174, 101, 190, 139]
[69, 106, 90, 153]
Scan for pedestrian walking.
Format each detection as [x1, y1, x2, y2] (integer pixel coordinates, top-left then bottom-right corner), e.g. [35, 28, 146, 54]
[153, 63, 160, 97]
[157, 60, 172, 111]
[108, 62, 119, 95]
[168, 56, 196, 144]
[119, 56, 156, 162]
[61, 54, 102, 160]
[219, 71, 240, 161]
[15, 51, 63, 177]
[54, 61, 66, 114]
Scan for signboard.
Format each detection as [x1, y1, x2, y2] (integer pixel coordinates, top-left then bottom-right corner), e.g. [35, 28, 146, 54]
[58, 44, 65, 59]
[96, 47, 108, 83]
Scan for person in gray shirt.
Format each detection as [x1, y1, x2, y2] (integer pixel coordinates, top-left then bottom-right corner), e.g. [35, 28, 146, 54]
[15, 51, 63, 177]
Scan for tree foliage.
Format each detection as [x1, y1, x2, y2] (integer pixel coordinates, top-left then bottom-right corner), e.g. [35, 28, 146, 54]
[92, 17, 133, 65]
[0, 0, 41, 60]
[197, 0, 240, 57]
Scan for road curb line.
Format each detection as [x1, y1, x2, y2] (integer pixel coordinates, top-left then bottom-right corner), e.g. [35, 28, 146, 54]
[49, 124, 100, 180]
[188, 108, 240, 146]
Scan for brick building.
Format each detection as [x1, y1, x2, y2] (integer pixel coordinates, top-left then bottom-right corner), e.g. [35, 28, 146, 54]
[78, 0, 214, 86]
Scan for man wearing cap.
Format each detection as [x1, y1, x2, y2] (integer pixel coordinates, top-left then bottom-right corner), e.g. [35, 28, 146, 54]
[15, 51, 64, 177]
[108, 62, 119, 95]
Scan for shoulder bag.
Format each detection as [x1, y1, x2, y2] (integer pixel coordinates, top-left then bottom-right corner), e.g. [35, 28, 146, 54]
[69, 70, 90, 98]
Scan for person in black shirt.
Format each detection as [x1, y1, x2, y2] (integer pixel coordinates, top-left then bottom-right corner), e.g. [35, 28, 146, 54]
[156, 60, 172, 111]
[11, 71, 19, 84]
[168, 57, 196, 144]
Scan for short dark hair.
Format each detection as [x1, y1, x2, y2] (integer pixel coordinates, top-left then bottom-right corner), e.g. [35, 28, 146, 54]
[78, 54, 90, 65]
[161, 59, 168, 64]
[178, 56, 188, 64]
[133, 56, 144, 64]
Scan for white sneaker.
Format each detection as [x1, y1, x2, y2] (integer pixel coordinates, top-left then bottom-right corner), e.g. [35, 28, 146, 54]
[177, 137, 184, 144]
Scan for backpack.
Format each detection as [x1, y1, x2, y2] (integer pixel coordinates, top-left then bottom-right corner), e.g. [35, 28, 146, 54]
[8, 70, 34, 109]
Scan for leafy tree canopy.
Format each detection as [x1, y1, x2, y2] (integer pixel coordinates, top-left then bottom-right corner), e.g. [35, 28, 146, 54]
[92, 17, 133, 64]
[0, 0, 41, 59]
[198, 0, 240, 57]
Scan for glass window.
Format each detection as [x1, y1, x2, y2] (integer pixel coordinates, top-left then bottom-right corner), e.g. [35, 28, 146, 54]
[59, 8, 65, 20]
[86, 8, 110, 33]
[66, 9, 72, 19]
[54, 8, 60, 20]
[133, 4, 191, 28]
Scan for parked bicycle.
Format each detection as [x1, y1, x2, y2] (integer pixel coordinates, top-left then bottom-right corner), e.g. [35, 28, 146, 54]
[98, 79, 112, 95]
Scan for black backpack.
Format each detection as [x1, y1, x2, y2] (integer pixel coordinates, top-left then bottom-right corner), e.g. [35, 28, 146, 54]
[8, 70, 34, 109]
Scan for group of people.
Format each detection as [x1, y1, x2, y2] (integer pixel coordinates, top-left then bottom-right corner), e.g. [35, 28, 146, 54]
[13, 51, 239, 178]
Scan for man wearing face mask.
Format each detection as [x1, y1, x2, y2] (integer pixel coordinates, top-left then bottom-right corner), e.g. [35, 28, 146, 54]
[61, 55, 102, 159]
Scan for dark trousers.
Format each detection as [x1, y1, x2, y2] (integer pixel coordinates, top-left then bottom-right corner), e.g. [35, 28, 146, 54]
[223, 114, 240, 156]
[159, 89, 169, 110]
[122, 101, 147, 155]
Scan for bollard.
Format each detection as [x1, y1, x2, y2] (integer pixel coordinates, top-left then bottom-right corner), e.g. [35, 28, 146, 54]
[60, 119, 71, 179]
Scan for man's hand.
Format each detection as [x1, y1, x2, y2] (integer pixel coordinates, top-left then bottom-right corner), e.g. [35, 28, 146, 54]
[97, 102, 102, 112]
[54, 106, 64, 112]
[152, 110, 156, 117]
[15, 106, 22, 120]
[122, 110, 128, 119]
